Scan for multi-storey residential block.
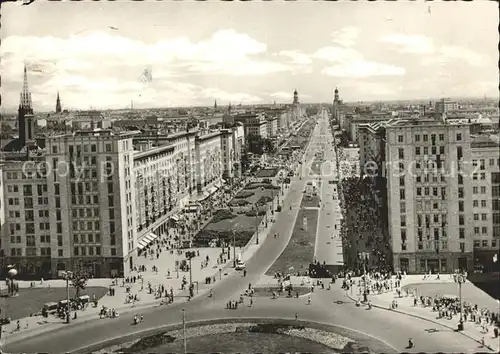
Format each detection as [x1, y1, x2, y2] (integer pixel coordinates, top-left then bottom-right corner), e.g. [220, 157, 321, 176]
[385, 119, 499, 274]
[266, 116, 278, 138]
[1, 123, 235, 278]
[2, 130, 137, 278]
[195, 131, 222, 192]
[435, 98, 459, 114]
[226, 113, 267, 138]
[220, 124, 245, 183]
[469, 136, 500, 272]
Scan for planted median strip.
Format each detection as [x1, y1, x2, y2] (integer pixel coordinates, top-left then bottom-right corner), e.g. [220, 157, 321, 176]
[266, 201, 319, 277]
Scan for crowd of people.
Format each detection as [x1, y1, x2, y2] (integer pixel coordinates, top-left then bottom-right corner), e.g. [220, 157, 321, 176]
[334, 141, 391, 274]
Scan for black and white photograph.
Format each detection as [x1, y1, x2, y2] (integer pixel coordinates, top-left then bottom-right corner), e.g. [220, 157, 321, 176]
[0, 1, 499, 353]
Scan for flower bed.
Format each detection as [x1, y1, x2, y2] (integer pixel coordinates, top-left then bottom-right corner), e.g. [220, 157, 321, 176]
[234, 191, 255, 199]
[210, 209, 237, 223]
[99, 322, 355, 353]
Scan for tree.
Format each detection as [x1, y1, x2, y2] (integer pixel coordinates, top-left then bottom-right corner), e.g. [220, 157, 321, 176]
[306, 106, 319, 117]
[246, 134, 265, 155]
[263, 138, 276, 154]
[70, 268, 89, 299]
[241, 149, 251, 172]
[0, 122, 13, 139]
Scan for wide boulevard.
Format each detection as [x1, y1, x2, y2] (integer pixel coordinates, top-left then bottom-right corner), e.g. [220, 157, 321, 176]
[5, 110, 485, 354]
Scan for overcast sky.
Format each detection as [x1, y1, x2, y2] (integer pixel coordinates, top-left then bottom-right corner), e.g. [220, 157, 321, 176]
[2, 1, 498, 112]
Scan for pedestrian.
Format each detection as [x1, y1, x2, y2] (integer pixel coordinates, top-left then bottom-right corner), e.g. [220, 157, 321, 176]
[307, 296, 311, 305]
[295, 312, 298, 320]
[250, 298, 253, 307]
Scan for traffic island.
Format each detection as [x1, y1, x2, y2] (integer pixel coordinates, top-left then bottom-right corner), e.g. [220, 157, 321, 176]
[89, 319, 395, 354]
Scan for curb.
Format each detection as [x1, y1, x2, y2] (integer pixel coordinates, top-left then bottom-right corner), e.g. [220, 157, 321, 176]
[345, 293, 495, 352]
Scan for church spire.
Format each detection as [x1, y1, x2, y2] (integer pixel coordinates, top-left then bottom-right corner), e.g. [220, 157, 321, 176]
[20, 63, 32, 109]
[56, 91, 62, 113]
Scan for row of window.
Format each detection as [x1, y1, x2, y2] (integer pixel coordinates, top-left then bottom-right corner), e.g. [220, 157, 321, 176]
[474, 239, 498, 248]
[416, 186, 447, 197]
[6, 184, 48, 195]
[73, 246, 110, 256]
[73, 233, 102, 244]
[398, 133, 448, 144]
[413, 146, 446, 156]
[7, 197, 49, 206]
[72, 221, 101, 231]
[72, 208, 101, 218]
[473, 226, 490, 235]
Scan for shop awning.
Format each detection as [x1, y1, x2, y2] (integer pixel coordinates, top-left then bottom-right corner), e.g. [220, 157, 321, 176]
[208, 186, 218, 195]
[137, 239, 148, 250]
[184, 206, 199, 212]
[197, 191, 210, 201]
[137, 232, 158, 250]
[170, 214, 180, 222]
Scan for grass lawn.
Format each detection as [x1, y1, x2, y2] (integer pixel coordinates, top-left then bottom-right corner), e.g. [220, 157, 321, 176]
[140, 332, 337, 354]
[255, 168, 279, 178]
[266, 208, 319, 276]
[402, 282, 499, 313]
[1, 286, 108, 320]
[205, 214, 260, 233]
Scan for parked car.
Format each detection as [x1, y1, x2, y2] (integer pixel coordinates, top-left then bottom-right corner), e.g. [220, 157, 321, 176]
[235, 261, 246, 270]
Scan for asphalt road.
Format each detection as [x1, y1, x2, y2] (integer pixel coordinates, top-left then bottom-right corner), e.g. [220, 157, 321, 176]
[313, 117, 344, 266]
[4, 111, 486, 354]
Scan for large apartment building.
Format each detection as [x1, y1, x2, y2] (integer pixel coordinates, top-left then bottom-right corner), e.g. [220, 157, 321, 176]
[220, 124, 245, 183]
[2, 130, 137, 277]
[384, 119, 500, 274]
[0, 125, 246, 278]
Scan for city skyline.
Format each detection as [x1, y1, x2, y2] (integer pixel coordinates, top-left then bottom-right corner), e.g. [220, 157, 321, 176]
[1, 1, 498, 112]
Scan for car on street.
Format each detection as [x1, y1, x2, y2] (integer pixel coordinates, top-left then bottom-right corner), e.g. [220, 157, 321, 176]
[235, 261, 246, 270]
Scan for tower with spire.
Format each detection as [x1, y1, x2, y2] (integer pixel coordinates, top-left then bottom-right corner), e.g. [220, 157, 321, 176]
[18, 64, 36, 146]
[293, 89, 299, 104]
[56, 91, 62, 113]
[334, 87, 340, 105]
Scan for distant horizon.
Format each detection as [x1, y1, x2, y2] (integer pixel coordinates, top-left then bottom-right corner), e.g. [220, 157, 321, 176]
[2, 95, 499, 116]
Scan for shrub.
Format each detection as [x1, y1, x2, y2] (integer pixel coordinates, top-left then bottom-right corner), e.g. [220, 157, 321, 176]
[234, 191, 254, 199]
[229, 199, 250, 206]
[211, 209, 236, 223]
[256, 196, 272, 205]
[245, 210, 266, 217]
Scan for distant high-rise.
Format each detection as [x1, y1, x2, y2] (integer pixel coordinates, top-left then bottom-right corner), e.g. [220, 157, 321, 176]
[334, 87, 340, 105]
[56, 91, 62, 113]
[293, 89, 299, 104]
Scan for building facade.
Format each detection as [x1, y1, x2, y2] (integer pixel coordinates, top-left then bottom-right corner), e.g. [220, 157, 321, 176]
[220, 125, 245, 183]
[386, 120, 499, 274]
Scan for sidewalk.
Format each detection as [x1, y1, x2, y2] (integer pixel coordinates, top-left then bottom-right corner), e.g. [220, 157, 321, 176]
[3, 185, 289, 343]
[346, 275, 499, 353]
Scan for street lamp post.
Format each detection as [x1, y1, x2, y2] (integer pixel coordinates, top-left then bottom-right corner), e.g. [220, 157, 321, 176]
[254, 204, 259, 245]
[457, 273, 465, 330]
[188, 256, 193, 287]
[232, 230, 237, 268]
[63, 271, 73, 324]
[182, 308, 187, 354]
